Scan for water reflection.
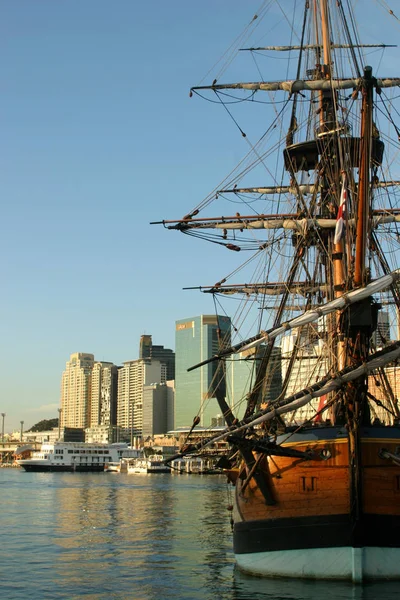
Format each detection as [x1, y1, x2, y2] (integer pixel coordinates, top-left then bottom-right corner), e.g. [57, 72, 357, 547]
[231, 571, 400, 600]
[1, 470, 400, 600]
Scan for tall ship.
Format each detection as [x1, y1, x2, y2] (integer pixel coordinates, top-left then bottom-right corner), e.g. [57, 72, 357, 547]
[156, 0, 400, 582]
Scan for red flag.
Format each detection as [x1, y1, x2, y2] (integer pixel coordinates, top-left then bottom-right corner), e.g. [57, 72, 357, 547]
[334, 175, 347, 245]
[315, 395, 327, 422]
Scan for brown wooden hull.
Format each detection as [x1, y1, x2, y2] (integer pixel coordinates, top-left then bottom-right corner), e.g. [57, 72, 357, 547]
[233, 425, 400, 579]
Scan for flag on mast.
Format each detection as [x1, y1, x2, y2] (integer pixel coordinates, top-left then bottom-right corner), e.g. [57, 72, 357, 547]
[334, 174, 347, 245]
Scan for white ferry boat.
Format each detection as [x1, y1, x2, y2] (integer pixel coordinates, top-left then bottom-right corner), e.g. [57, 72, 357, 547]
[17, 441, 129, 472]
[126, 455, 170, 474]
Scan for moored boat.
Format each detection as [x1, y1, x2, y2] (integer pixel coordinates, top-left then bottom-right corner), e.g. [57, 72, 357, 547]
[126, 455, 170, 474]
[157, 0, 400, 582]
[170, 456, 223, 474]
[17, 441, 129, 472]
[104, 461, 123, 473]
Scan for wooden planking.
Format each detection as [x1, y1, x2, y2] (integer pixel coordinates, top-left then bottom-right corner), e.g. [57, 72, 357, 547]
[237, 440, 350, 521]
[362, 438, 400, 514]
[236, 436, 400, 522]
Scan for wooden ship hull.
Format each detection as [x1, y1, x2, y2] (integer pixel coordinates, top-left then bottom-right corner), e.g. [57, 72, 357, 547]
[233, 426, 400, 580]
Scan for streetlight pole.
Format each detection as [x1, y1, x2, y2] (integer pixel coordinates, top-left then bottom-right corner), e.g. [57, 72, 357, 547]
[130, 402, 134, 448]
[1, 413, 5, 443]
[20, 420, 24, 443]
[58, 408, 62, 440]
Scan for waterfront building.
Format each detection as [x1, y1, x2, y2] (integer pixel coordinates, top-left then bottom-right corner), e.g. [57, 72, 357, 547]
[142, 381, 174, 437]
[117, 358, 165, 435]
[139, 335, 175, 380]
[24, 427, 85, 444]
[175, 314, 231, 429]
[61, 353, 94, 428]
[85, 424, 113, 443]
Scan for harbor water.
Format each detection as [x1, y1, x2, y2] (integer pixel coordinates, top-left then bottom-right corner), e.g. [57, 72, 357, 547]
[1, 469, 399, 600]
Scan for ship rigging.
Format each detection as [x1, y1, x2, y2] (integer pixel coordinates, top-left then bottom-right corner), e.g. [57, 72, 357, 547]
[154, 0, 400, 582]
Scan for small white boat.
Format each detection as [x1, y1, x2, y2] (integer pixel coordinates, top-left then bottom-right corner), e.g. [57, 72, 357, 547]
[104, 462, 122, 473]
[127, 455, 170, 474]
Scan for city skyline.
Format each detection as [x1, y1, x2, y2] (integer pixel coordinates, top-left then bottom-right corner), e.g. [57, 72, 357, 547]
[2, 1, 397, 431]
[2, 1, 257, 433]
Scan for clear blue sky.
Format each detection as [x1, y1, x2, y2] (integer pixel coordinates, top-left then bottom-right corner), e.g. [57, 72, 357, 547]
[1, 1, 397, 431]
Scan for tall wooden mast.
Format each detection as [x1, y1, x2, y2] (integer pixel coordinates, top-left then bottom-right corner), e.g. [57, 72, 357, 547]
[354, 66, 374, 288]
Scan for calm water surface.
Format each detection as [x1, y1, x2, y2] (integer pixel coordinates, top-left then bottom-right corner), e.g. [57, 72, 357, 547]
[0, 469, 399, 600]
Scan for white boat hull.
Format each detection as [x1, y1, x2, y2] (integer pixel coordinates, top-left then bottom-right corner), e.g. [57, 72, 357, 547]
[235, 546, 400, 582]
[126, 456, 170, 474]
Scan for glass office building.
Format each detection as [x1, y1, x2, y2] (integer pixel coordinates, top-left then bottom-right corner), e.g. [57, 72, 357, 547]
[226, 346, 282, 419]
[175, 314, 231, 428]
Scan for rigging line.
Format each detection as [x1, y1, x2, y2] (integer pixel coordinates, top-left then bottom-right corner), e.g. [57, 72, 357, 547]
[250, 49, 266, 83]
[380, 88, 400, 125]
[343, 0, 365, 71]
[374, 0, 400, 23]
[337, 1, 361, 77]
[213, 91, 247, 137]
[367, 392, 398, 418]
[273, 0, 302, 44]
[284, 349, 329, 421]
[218, 98, 294, 196]
[243, 243, 306, 419]
[215, 342, 400, 445]
[375, 47, 386, 75]
[218, 241, 281, 286]
[377, 92, 400, 140]
[188, 98, 292, 215]
[191, 89, 258, 105]
[285, 0, 297, 82]
[287, 0, 309, 143]
[196, 0, 274, 87]
[276, 394, 340, 444]
[193, 87, 307, 105]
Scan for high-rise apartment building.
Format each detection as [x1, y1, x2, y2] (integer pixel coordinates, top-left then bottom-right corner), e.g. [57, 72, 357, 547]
[117, 359, 165, 435]
[90, 362, 118, 428]
[61, 353, 118, 433]
[61, 353, 94, 428]
[139, 335, 175, 380]
[175, 315, 231, 428]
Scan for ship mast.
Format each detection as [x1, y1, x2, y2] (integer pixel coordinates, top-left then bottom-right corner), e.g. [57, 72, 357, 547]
[354, 66, 373, 288]
[318, 0, 375, 538]
[156, 0, 400, 436]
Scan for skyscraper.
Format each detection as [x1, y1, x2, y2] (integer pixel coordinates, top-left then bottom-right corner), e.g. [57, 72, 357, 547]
[117, 358, 165, 435]
[90, 362, 118, 428]
[61, 353, 94, 428]
[139, 334, 175, 380]
[175, 314, 231, 428]
[61, 353, 119, 433]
